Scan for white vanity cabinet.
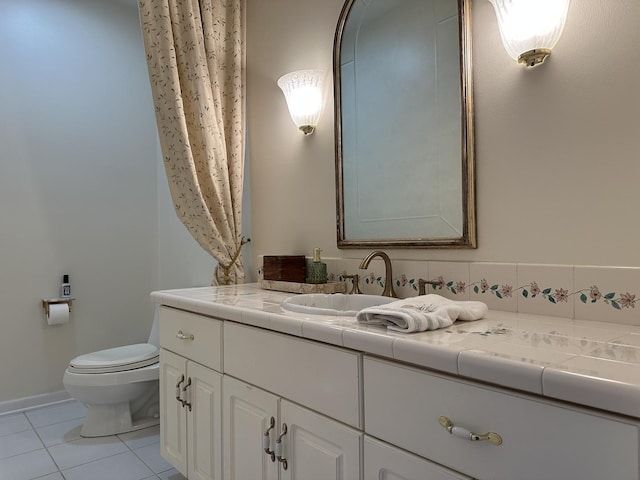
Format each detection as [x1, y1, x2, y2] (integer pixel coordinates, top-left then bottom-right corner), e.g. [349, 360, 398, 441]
[155, 295, 640, 480]
[159, 307, 223, 480]
[364, 436, 471, 480]
[223, 321, 362, 428]
[364, 356, 640, 480]
[223, 375, 279, 480]
[224, 375, 361, 480]
[223, 322, 362, 479]
[279, 399, 361, 480]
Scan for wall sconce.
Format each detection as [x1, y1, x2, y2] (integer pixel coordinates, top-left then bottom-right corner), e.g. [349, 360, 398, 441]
[488, 0, 570, 67]
[277, 69, 325, 135]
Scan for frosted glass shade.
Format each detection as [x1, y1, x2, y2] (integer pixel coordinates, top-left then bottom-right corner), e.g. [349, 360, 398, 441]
[488, 0, 570, 66]
[277, 70, 325, 135]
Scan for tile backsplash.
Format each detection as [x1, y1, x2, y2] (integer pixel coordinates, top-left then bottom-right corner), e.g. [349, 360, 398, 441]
[257, 257, 640, 326]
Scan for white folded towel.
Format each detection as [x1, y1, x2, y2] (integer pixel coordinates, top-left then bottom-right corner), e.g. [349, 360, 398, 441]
[356, 294, 488, 333]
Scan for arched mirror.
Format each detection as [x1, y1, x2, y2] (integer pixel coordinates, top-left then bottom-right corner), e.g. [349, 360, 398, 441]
[334, 0, 476, 248]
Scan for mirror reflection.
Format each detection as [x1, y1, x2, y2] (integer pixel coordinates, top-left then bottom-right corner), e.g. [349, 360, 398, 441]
[334, 0, 476, 248]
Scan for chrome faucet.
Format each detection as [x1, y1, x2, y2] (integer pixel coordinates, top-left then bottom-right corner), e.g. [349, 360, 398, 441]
[359, 251, 397, 298]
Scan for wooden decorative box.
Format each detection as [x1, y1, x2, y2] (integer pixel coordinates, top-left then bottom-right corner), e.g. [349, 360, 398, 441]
[263, 255, 307, 283]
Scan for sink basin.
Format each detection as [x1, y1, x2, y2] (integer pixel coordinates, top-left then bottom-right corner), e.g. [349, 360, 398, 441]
[281, 293, 396, 316]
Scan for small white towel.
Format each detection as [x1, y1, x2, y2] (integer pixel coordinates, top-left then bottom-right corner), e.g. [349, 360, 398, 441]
[356, 294, 488, 333]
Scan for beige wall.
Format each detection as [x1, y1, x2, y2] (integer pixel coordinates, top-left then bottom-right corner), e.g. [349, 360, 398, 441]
[246, 0, 640, 270]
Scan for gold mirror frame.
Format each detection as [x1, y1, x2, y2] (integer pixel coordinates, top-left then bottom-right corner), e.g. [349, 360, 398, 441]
[334, 0, 476, 248]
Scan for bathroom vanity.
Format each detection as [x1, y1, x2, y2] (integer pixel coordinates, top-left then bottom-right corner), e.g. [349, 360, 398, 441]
[152, 284, 640, 480]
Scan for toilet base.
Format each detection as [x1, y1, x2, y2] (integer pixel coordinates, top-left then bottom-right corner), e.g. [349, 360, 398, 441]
[81, 402, 159, 437]
[77, 380, 160, 437]
[63, 358, 160, 437]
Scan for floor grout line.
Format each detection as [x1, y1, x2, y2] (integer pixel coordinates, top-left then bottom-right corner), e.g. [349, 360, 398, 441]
[0, 402, 175, 480]
[0, 412, 31, 438]
[23, 410, 74, 479]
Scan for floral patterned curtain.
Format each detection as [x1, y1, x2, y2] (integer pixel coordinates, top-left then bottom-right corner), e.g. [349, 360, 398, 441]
[139, 0, 246, 284]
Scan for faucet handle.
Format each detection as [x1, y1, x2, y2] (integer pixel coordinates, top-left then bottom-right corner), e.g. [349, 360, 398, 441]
[418, 278, 443, 296]
[343, 274, 362, 294]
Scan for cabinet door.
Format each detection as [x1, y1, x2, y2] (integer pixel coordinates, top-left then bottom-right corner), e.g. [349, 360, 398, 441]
[280, 400, 362, 480]
[159, 349, 188, 476]
[223, 376, 279, 480]
[187, 361, 222, 480]
[364, 436, 470, 480]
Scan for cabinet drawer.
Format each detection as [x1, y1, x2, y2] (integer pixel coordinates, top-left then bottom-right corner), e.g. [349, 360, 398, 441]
[159, 306, 222, 371]
[364, 436, 470, 480]
[364, 357, 640, 480]
[224, 322, 361, 428]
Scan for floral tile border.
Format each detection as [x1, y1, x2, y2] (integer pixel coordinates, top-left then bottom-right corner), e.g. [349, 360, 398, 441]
[256, 257, 640, 326]
[516, 264, 574, 318]
[574, 266, 640, 326]
[470, 263, 518, 312]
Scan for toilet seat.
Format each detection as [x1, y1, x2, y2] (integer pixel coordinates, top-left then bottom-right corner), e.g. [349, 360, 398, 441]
[68, 343, 159, 374]
[64, 362, 159, 387]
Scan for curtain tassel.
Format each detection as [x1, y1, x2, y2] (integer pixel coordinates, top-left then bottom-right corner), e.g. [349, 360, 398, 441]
[219, 237, 251, 285]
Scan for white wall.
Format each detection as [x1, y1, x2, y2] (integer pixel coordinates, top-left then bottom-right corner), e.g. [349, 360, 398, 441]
[0, 0, 212, 405]
[246, 0, 640, 268]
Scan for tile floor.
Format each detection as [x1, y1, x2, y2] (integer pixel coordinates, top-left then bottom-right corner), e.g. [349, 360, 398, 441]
[0, 400, 186, 480]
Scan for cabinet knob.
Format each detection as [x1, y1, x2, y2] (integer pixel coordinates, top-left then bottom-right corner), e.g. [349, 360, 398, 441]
[263, 416, 276, 462]
[438, 416, 502, 446]
[275, 422, 288, 470]
[176, 330, 195, 341]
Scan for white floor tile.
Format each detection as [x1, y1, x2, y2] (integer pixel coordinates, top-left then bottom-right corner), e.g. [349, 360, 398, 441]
[0, 448, 58, 480]
[133, 442, 173, 474]
[35, 417, 84, 447]
[0, 429, 44, 459]
[32, 473, 64, 480]
[0, 413, 31, 437]
[156, 468, 187, 480]
[25, 402, 86, 428]
[1, 403, 182, 480]
[47, 435, 127, 470]
[62, 451, 154, 480]
[118, 425, 160, 450]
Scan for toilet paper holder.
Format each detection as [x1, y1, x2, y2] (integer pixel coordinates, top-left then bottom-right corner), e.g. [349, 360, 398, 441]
[42, 297, 75, 317]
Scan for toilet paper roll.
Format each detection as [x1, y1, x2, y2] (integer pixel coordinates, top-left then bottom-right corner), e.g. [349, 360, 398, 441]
[48, 303, 69, 326]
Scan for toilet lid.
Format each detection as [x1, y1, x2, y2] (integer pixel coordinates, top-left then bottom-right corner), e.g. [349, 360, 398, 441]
[68, 343, 159, 374]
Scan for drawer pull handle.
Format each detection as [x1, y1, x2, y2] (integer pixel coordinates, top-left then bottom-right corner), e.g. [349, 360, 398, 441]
[438, 416, 502, 446]
[263, 416, 276, 462]
[275, 423, 288, 470]
[176, 330, 194, 341]
[175, 374, 186, 407]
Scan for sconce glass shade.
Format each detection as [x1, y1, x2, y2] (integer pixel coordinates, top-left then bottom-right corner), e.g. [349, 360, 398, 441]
[277, 69, 325, 135]
[488, 0, 570, 67]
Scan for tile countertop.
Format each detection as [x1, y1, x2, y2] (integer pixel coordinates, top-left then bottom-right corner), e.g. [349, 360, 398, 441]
[151, 284, 640, 419]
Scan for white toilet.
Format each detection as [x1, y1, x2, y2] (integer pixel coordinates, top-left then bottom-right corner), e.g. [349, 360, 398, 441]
[63, 312, 160, 437]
